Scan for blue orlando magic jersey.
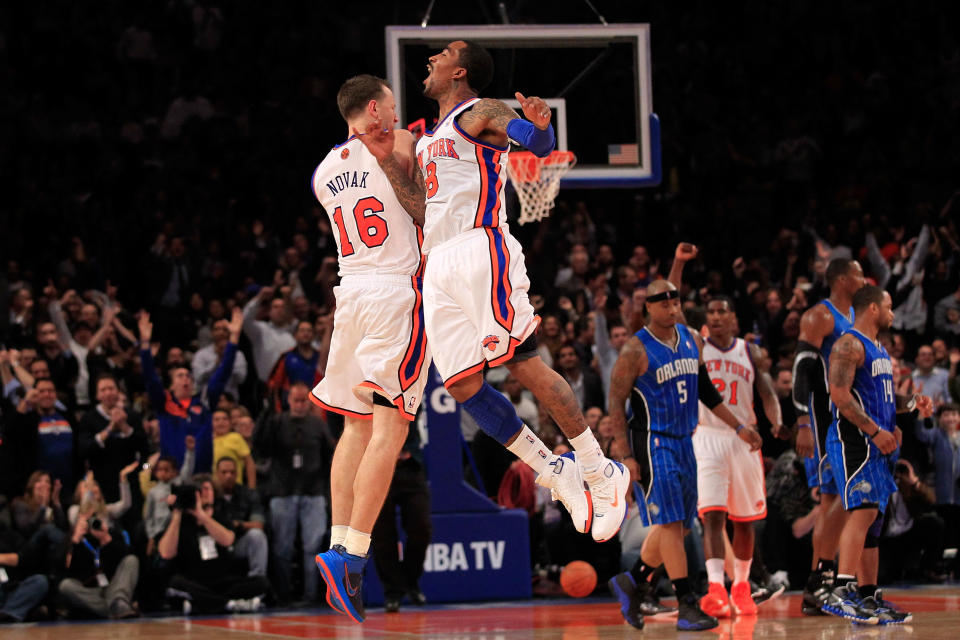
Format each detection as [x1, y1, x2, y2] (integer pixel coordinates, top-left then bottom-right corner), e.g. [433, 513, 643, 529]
[820, 299, 854, 364]
[631, 324, 701, 437]
[834, 329, 896, 436]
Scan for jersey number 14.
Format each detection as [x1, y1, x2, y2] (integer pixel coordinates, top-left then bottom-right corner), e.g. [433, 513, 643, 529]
[332, 196, 389, 257]
[883, 378, 894, 404]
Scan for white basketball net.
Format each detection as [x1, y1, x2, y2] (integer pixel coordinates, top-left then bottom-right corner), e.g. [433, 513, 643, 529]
[506, 151, 576, 225]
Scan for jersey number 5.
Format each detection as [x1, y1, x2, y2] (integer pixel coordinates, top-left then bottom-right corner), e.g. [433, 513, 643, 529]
[332, 196, 389, 257]
[677, 380, 688, 404]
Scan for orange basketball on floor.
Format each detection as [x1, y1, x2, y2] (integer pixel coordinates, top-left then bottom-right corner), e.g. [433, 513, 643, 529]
[560, 561, 597, 598]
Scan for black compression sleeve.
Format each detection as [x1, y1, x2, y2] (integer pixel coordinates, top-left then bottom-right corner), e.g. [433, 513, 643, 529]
[698, 364, 724, 409]
[791, 340, 823, 416]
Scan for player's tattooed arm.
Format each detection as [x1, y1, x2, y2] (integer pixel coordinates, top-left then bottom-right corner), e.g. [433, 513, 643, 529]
[457, 98, 518, 144]
[749, 342, 785, 436]
[828, 335, 877, 433]
[377, 132, 426, 226]
[607, 337, 647, 460]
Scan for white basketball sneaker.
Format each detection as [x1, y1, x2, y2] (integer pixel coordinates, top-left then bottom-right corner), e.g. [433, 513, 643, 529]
[536, 452, 593, 533]
[583, 458, 630, 542]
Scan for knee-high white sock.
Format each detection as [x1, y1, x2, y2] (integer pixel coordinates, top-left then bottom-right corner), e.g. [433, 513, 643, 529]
[506, 424, 551, 475]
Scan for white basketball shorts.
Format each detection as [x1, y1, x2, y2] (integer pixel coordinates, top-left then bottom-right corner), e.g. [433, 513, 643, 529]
[311, 274, 430, 421]
[692, 425, 767, 521]
[423, 227, 539, 388]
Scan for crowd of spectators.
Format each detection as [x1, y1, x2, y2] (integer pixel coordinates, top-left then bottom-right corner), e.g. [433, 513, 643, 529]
[2, 0, 960, 622]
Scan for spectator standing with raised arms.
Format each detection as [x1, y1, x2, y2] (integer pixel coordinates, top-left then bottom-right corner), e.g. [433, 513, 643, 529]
[138, 307, 242, 472]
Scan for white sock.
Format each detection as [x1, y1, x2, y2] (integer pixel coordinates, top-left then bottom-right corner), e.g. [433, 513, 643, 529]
[569, 428, 604, 477]
[344, 528, 371, 557]
[506, 424, 551, 475]
[706, 558, 725, 586]
[330, 525, 348, 549]
[733, 558, 752, 585]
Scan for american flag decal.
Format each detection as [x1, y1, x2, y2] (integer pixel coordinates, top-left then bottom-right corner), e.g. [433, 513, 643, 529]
[608, 143, 639, 165]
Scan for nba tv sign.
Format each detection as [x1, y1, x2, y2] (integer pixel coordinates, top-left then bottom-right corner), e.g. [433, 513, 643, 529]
[362, 510, 531, 604]
[416, 511, 530, 602]
[424, 540, 506, 572]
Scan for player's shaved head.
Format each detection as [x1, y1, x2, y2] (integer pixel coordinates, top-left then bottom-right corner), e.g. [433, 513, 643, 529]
[645, 279, 676, 298]
[337, 74, 390, 122]
[644, 279, 681, 330]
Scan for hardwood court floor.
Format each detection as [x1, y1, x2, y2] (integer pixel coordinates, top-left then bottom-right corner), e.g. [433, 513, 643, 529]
[3, 586, 957, 639]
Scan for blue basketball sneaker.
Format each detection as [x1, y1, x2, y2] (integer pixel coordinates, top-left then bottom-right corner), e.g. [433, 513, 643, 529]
[608, 572, 643, 629]
[315, 545, 366, 623]
[865, 589, 913, 625]
[676, 592, 719, 631]
[324, 583, 344, 614]
[821, 582, 879, 625]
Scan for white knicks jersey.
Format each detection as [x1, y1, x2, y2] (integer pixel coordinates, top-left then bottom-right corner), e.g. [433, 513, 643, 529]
[311, 137, 423, 277]
[698, 337, 757, 430]
[415, 97, 511, 254]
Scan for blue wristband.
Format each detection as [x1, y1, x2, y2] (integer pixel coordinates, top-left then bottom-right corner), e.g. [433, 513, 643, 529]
[505, 118, 555, 158]
[735, 424, 745, 433]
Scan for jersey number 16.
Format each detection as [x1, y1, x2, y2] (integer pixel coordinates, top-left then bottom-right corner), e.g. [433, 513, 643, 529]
[332, 196, 389, 257]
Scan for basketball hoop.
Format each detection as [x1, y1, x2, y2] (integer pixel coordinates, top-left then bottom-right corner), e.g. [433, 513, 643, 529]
[506, 150, 576, 225]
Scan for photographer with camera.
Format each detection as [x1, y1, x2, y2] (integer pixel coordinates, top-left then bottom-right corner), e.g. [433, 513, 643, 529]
[58, 509, 139, 618]
[157, 474, 269, 613]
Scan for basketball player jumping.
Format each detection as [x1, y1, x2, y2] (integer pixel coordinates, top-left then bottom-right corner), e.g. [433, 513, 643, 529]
[791, 258, 863, 613]
[693, 296, 785, 618]
[608, 279, 763, 631]
[822, 286, 932, 625]
[310, 75, 431, 623]
[356, 40, 629, 545]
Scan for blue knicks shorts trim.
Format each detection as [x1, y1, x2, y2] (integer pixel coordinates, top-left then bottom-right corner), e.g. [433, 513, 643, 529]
[826, 423, 897, 514]
[630, 429, 698, 528]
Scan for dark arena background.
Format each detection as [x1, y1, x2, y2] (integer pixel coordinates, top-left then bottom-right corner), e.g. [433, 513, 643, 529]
[1, 1, 959, 638]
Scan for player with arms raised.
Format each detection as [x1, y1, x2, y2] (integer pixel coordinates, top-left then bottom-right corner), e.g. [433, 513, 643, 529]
[356, 41, 629, 543]
[310, 75, 430, 623]
[822, 286, 932, 625]
[607, 279, 763, 631]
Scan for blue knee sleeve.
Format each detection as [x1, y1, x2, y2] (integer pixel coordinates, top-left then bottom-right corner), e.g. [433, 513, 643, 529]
[462, 382, 523, 444]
